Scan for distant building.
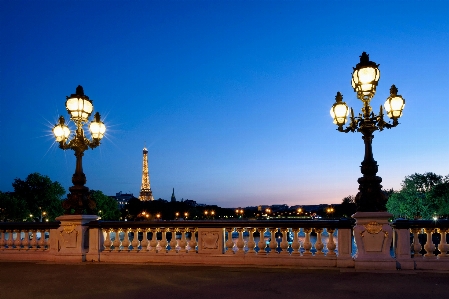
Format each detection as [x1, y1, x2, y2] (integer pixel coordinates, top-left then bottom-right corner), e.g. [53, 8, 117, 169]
[301, 204, 328, 213]
[170, 188, 176, 203]
[270, 204, 289, 212]
[258, 205, 270, 212]
[184, 199, 197, 207]
[110, 191, 136, 209]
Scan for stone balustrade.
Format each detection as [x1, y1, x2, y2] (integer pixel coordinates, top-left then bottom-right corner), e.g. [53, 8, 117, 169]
[392, 219, 449, 270]
[85, 219, 354, 267]
[0, 222, 59, 261]
[1, 218, 448, 270]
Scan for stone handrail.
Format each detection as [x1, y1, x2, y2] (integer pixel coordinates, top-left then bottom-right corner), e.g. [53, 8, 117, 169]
[1, 216, 448, 271]
[84, 219, 355, 267]
[392, 219, 449, 270]
[0, 221, 60, 261]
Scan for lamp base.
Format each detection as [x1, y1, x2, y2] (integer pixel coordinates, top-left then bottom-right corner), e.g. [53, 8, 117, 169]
[62, 185, 96, 215]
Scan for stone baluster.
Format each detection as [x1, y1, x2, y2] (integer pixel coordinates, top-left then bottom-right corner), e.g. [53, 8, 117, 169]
[246, 228, 256, 254]
[149, 229, 158, 253]
[179, 228, 187, 253]
[103, 229, 112, 251]
[0, 230, 6, 249]
[13, 230, 22, 249]
[20, 230, 28, 250]
[314, 228, 324, 255]
[188, 228, 197, 253]
[38, 229, 46, 250]
[169, 228, 178, 253]
[235, 228, 245, 254]
[6, 230, 13, 249]
[280, 228, 289, 254]
[326, 228, 337, 256]
[158, 228, 168, 253]
[257, 227, 266, 254]
[291, 228, 300, 255]
[225, 228, 234, 254]
[438, 229, 448, 258]
[44, 229, 50, 250]
[121, 229, 130, 251]
[140, 229, 149, 251]
[28, 230, 37, 250]
[113, 228, 121, 251]
[303, 228, 312, 255]
[269, 228, 277, 254]
[424, 228, 436, 258]
[131, 229, 139, 252]
[411, 228, 422, 256]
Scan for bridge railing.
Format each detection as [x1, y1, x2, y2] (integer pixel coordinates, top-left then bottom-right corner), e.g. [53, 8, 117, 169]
[392, 219, 449, 270]
[1, 218, 448, 270]
[0, 222, 60, 261]
[85, 219, 354, 267]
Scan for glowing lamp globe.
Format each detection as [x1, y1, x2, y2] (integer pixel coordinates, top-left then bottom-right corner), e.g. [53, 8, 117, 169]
[89, 112, 106, 139]
[65, 85, 93, 122]
[330, 92, 349, 126]
[384, 85, 405, 119]
[53, 116, 70, 142]
[351, 52, 380, 101]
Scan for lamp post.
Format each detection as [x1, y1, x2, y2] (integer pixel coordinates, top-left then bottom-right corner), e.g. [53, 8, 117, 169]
[330, 52, 405, 211]
[52, 85, 106, 214]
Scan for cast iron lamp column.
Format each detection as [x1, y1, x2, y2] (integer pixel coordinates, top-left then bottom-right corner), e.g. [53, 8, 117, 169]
[52, 85, 106, 214]
[330, 52, 405, 211]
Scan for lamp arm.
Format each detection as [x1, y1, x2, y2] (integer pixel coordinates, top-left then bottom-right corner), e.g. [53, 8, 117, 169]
[376, 106, 399, 130]
[58, 140, 71, 150]
[88, 139, 101, 149]
[337, 113, 360, 133]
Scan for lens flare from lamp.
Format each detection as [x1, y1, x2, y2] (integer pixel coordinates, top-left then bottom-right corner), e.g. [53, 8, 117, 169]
[89, 113, 106, 140]
[53, 117, 70, 142]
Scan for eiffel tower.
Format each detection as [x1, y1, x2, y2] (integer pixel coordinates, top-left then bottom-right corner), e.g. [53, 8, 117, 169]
[139, 147, 154, 201]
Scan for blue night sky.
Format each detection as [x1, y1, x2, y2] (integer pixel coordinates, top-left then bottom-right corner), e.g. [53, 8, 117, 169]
[1, 0, 448, 208]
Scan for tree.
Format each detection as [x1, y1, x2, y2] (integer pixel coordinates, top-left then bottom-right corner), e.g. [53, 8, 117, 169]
[336, 195, 356, 218]
[12, 173, 65, 221]
[386, 172, 448, 219]
[426, 176, 449, 217]
[0, 191, 30, 222]
[90, 190, 121, 220]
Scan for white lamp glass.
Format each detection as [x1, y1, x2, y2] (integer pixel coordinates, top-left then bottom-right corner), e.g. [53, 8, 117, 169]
[89, 120, 106, 139]
[53, 124, 70, 142]
[66, 96, 93, 122]
[384, 96, 405, 119]
[330, 102, 348, 126]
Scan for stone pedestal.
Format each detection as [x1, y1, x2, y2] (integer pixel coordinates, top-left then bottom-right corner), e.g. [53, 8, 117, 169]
[54, 215, 99, 262]
[352, 212, 396, 270]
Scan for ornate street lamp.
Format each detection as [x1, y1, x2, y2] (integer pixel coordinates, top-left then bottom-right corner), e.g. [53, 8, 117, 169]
[330, 52, 405, 211]
[52, 85, 106, 214]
